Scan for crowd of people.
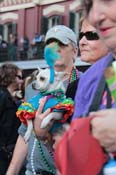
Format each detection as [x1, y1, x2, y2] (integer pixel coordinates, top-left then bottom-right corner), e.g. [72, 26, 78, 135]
[0, 33, 45, 61]
[0, 0, 116, 174]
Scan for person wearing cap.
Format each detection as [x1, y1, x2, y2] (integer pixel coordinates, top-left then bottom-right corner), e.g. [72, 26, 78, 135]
[25, 25, 80, 101]
[6, 25, 80, 175]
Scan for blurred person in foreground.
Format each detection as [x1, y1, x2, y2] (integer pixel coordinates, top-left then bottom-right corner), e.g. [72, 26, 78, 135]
[0, 63, 23, 175]
[81, 0, 116, 153]
[6, 25, 81, 175]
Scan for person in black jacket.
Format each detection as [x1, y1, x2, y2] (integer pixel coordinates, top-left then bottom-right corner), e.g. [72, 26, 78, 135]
[0, 63, 23, 175]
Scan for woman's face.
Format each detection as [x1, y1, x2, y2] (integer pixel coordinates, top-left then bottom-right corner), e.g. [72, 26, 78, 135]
[79, 19, 108, 64]
[14, 70, 23, 90]
[84, 0, 116, 55]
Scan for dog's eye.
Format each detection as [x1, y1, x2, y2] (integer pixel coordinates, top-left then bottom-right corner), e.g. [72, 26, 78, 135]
[40, 77, 45, 81]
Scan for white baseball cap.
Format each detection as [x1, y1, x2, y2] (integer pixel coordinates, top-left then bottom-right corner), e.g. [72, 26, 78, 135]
[45, 25, 77, 46]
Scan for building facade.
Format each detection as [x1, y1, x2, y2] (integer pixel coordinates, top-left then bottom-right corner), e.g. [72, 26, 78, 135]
[0, 0, 82, 43]
[0, 0, 89, 72]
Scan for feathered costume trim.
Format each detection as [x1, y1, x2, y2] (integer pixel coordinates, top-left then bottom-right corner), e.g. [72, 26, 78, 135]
[44, 42, 60, 83]
[16, 90, 74, 127]
[51, 98, 74, 122]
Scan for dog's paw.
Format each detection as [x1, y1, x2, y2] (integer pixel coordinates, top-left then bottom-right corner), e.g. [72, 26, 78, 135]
[41, 112, 63, 129]
[24, 131, 31, 143]
[41, 118, 50, 129]
[24, 120, 33, 142]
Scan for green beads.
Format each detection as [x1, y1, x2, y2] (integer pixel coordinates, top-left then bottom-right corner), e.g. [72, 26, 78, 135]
[37, 140, 55, 174]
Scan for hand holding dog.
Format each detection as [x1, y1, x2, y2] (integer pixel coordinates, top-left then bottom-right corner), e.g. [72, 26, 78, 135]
[33, 97, 54, 139]
[90, 108, 116, 152]
[52, 124, 70, 150]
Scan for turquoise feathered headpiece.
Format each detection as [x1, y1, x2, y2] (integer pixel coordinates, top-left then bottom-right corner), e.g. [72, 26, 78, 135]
[44, 42, 60, 83]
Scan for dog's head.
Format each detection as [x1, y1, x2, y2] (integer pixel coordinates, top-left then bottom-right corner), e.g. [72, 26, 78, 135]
[32, 67, 66, 93]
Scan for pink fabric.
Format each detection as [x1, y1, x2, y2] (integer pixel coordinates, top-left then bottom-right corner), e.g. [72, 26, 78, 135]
[55, 117, 108, 175]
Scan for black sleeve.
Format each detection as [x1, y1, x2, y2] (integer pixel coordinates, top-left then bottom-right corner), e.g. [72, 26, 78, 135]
[0, 91, 7, 117]
[66, 79, 79, 100]
[0, 90, 20, 145]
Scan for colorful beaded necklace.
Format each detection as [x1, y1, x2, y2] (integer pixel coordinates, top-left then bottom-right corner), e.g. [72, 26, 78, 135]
[69, 66, 79, 83]
[31, 138, 55, 175]
[37, 140, 55, 174]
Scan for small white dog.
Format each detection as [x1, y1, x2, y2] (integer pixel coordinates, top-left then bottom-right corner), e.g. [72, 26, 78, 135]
[32, 67, 66, 128]
[17, 67, 69, 142]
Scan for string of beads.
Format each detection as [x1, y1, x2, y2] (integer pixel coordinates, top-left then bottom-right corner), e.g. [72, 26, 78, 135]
[69, 66, 79, 83]
[30, 137, 55, 175]
[31, 138, 37, 175]
[37, 140, 55, 174]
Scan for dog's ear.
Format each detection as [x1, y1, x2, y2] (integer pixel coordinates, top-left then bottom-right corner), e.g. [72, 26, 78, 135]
[24, 69, 40, 88]
[37, 66, 43, 73]
[31, 69, 39, 79]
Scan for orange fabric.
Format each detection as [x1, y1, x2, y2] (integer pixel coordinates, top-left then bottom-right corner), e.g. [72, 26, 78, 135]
[16, 110, 36, 125]
[51, 104, 74, 123]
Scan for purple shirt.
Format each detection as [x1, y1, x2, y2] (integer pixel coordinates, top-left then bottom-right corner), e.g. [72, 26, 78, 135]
[72, 53, 113, 120]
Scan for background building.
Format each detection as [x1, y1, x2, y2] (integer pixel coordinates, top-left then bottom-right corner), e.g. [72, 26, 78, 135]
[0, 0, 82, 45]
[0, 0, 90, 72]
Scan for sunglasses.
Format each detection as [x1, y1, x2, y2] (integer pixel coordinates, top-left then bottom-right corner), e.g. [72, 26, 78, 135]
[79, 31, 99, 41]
[16, 75, 23, 80]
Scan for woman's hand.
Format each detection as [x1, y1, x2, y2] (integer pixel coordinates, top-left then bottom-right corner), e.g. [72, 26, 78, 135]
[90, 108, 116, 152]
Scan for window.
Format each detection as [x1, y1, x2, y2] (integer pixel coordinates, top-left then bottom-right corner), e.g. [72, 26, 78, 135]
[69, 11, 82, 39]
[48, 15, 62, 28]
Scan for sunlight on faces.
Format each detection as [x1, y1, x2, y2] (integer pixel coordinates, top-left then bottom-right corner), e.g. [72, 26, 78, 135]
[79, 18, 108, 64]
[84, 0, 116, 55]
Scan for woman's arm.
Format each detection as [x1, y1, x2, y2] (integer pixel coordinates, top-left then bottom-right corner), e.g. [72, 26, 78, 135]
[6, 135, 28, 175]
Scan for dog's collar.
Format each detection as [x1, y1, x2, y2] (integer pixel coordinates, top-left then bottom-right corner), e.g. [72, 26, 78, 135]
[41, 89, 65, 101]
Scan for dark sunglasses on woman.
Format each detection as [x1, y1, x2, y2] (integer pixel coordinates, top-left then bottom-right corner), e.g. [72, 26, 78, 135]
[79, 31, 99, 41]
